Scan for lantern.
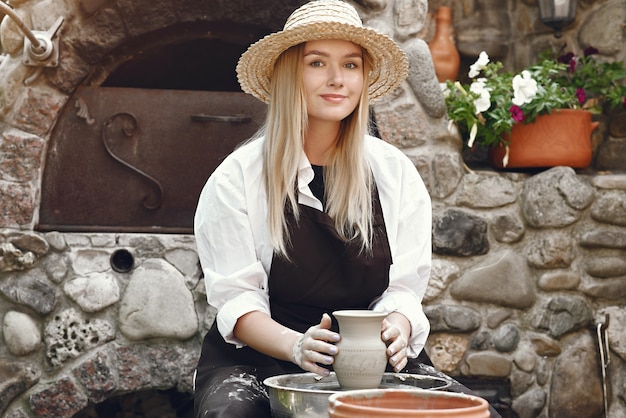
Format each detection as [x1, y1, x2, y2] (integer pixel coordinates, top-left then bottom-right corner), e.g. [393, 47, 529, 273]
[538, 0, 578, 38]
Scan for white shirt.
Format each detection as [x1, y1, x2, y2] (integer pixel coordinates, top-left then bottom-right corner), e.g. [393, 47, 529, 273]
[194, 135, 432, 357]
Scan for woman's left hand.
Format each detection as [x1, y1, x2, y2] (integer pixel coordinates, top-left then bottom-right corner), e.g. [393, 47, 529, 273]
[381, 312, 411, 372]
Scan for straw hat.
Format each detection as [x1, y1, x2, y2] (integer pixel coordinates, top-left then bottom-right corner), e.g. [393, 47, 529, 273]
[236, 0, 408, 103]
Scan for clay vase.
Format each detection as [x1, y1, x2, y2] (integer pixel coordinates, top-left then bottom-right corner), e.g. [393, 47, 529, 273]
[488, 109, 600, 169]
[328, 389, 490, 418]
[428, 6, 460, 82]
[332, 310, 388, 390]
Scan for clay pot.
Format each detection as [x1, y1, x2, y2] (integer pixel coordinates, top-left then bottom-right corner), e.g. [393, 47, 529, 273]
[332, 310, 388, 390]
[428, 6, 460, 82]
[328, 388, 490, 418]
[489, 109, 600, 169]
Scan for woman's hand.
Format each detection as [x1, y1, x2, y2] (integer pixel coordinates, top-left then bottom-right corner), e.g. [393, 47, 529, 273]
[292, 313, 340, 376]
[381, 312, 411, 372]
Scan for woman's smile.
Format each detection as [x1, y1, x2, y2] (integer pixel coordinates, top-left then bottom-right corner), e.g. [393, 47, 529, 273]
[321, 94, 348, 102]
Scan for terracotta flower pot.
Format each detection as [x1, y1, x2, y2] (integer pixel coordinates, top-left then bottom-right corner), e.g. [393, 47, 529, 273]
[328, 388, 490, 417]
[488, 109, 600, 169]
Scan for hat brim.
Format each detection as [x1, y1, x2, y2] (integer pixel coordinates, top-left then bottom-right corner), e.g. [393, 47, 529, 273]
[236, 22, 408, 103]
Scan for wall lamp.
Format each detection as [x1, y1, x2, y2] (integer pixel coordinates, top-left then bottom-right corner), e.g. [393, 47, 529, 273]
[538, 0, 578, 38]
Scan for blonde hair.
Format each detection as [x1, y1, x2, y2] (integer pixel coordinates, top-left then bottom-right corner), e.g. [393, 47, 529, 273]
[262, 43, 374, 258]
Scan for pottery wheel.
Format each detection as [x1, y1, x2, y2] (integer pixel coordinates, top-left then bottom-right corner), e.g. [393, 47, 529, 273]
[266, 372, 451, 392]
[264, 372, 452, 418]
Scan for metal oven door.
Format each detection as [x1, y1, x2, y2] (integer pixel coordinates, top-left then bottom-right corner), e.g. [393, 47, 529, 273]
[38, 86, 266, 233]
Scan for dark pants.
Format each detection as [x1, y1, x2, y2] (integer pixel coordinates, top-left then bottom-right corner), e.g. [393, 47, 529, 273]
[194, 365, 272, 418]
[193, 349, 502, 418]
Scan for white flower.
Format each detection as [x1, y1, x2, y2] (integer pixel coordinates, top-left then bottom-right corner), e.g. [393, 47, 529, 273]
[440, 82, 450, 98]
[470, 78, 488, 92]
[468, 51, 490, 78]
[468, 122, 478, 148]
[447, 119, 456, 134]
[470, 78, 491, 114]
[512, 70, 538, 106]
[453, 81, 466, 95]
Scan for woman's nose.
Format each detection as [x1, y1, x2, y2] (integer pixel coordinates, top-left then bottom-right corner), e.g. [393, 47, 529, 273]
[327, 65, 344, 87]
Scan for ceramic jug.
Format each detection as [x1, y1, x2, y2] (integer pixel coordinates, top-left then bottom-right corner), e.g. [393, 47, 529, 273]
[332, 310, 388, 390]
[428, 6, 460, 82]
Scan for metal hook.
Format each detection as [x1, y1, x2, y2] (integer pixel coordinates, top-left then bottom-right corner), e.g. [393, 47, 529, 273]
[593, 314, 610, 418]
[590, 313, 610, 331]
[600, 313, 610, 330]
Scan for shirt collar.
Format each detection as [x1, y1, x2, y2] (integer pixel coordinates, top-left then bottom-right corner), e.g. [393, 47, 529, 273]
[296, 149, 323, 210]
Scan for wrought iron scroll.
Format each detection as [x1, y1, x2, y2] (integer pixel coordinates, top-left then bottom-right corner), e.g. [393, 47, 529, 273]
[101, 112, 164, 210]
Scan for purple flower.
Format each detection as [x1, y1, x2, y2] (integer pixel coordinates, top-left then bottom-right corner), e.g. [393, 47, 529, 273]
[558, 52, 577, 73]
[576, 88, 586, 104]
[510, 105, 524, 122]
[583, 47, 599, 57]
[623, 97, 626, 109]
[558, 52, 574, 64]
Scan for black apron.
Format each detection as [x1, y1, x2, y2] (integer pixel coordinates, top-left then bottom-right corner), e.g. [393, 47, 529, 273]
[268, 187, 392, 335]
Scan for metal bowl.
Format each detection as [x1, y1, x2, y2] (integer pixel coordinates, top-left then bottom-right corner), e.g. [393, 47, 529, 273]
[263, 372, 451, 418]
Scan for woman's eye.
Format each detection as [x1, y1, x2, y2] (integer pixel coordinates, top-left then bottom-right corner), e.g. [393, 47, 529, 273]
[310, 60, 324, 67]
[345, 62, 359, 69]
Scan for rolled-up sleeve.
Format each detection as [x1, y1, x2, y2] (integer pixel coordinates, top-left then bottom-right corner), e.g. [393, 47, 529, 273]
[194, 156, 270, 347]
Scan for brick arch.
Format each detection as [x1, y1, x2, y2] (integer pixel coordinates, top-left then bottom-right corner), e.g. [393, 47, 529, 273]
[24, 342, 200, 417]
[0, 0, 309, 132]
[58, 0, 300, 90]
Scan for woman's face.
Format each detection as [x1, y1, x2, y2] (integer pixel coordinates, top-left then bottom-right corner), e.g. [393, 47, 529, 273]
[301, 39, 365, 126]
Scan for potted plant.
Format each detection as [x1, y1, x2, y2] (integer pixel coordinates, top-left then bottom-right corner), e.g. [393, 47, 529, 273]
[444, 47, 626, 169]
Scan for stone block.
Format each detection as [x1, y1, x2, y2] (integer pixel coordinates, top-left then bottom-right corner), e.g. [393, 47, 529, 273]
[29, 377, 88, 418]
[3, 311, 41, 356]
[119, 258, 198, 340]
[464, 351, 512, 377]
[44, 308, 115, 367]
[72, 350, 117, 403]
[0, 182, 35, 227]
[0, 130, 45, 183]
[548, 333, 603, 417]
[0, 359, 40, 416]
[9, 88, 67, 137]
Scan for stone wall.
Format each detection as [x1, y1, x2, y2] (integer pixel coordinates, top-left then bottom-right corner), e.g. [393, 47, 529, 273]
[423, 167, 626, 417]
[0, 231, 209, 417]
[0, 0, 625, 417]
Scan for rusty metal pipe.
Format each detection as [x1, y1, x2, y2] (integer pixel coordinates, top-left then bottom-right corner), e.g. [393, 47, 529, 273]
[0, 2, 44, 53]
[36, 224, 194, 234]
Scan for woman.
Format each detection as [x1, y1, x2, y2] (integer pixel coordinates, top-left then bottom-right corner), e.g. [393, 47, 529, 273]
[194, 1, 500, 417]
